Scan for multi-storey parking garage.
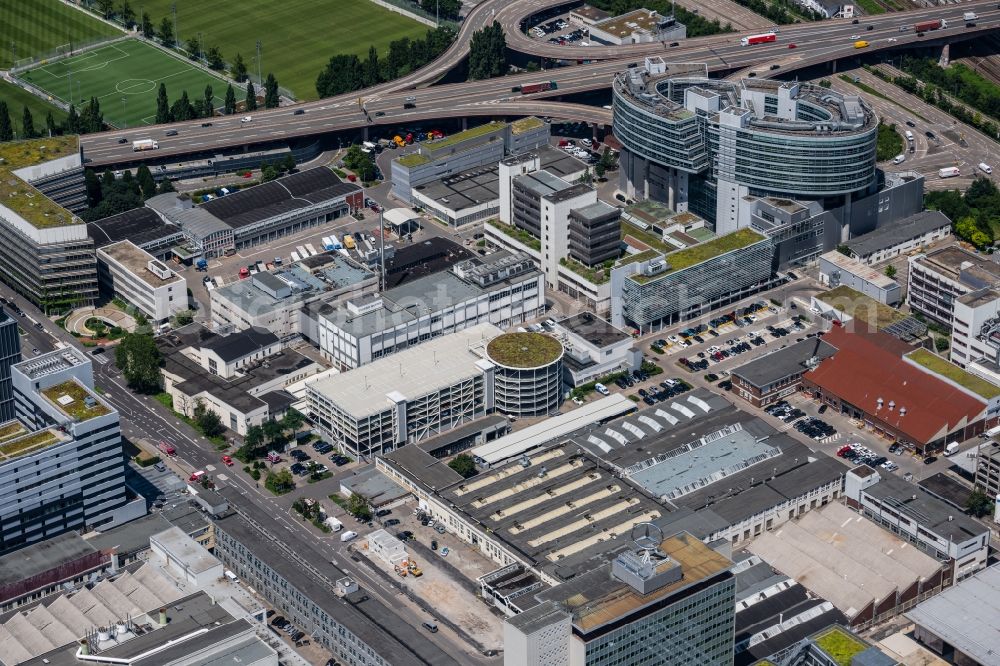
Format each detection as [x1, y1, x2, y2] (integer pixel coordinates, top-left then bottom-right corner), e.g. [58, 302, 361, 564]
[613, 59, 878, 233]
[485, 332, 564, 417]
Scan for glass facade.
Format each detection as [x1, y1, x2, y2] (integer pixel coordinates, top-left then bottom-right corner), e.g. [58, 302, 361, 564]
[619, 238, 774, 329]
[0, 308, 20, 423]
[584, 576, 736, 666]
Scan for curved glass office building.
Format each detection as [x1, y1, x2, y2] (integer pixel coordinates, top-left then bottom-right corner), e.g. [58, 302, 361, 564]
[612, 60, 878, 234]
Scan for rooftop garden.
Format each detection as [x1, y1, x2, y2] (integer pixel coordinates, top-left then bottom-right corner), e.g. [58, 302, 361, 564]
[618, 248, 660, 267]
[510, 116, 544, 134]
[0, 136, 80, 230]
[397, 152, 431, 168]
[0, 421, 27, 444]
[42, 380, 110, 421]
[908, 348, 1000, 399]
[486, 219, 541, 251]
[628, 228, 766, 283]
[0, 429, 61, 461]
[487, 332, 563, 368]
[426, 121, 505, 152]
[817, 286, 906, 330]
[560, 256, 611, 285]
[813, 627, 868, 666]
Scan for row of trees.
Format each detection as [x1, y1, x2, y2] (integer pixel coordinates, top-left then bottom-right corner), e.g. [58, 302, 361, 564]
[316, 26, 455, 97]
[0, 97, 106, 143]
[875, 122, 904, 162]
[468, 22, 507, 81]
[415, 0, 461, 20]
[82, 166, 174, 221]
[925, 178, 1000, 250]
[237, 409, 306, 461]
[342, 144, 376, 181]
[153, 74, 279, 125]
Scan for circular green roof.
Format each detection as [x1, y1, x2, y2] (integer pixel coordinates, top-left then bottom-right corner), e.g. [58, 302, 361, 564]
[486, 332, 563, 369]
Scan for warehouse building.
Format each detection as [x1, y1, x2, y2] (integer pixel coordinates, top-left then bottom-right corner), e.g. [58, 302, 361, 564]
[845, 210, 952, 265]
[96, 240, 187, 323]
[87, 207, 186, 261]
[589, 8, 686, 44]
[146, 167, 363, 257]
[818, 250, 901, 306]
[316, 252, 544, 370]
[730, 337, 837, 407]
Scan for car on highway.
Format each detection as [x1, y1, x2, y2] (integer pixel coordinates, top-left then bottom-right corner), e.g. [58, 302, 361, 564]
[241, 116, 252, 123]
[201, 122, 213, 127]
[851, 34, 860, 39]
[117, 137, 128, 144]
[788, 43, 796, 48]
[925, 130, 936, 139]
[164, 129, 178, 136]
[221, 455, 234, 466]
[886, 37, 897, 42]
[374, 111, 385, 117]
[293, 109, 305, 115]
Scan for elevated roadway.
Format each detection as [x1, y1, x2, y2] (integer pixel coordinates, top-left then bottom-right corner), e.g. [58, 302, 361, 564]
[80, 1, 1000, 167]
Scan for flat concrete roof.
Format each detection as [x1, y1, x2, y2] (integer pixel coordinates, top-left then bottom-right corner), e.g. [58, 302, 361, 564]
[845, 210, 951, 258]
[98, 240, 182, 287]
[414, 164, 499, 212]
[731, 337, 837, 389]
[557, 311, 630, 348]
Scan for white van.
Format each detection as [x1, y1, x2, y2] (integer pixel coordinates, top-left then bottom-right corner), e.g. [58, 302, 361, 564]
[595, 383, 610, 396]
[904, 130, 914, 141]
[979, 162, 993, 174]
[340, 530, 358, 542]
[944, 441, 960, 456]
[892, 154, 905, 165]
[241, 115, 252, 123]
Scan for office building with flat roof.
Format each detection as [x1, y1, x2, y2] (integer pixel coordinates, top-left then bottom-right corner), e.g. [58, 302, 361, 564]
[819, 250, 901, 306]
[908, 245, 1000, 326]
[2, 347, 144, 554]
[589, 8, 686, 44]
[0, 137, 98, 313]
[731, 337, 837, 407]
[146, 167, 363, 257]
[315, 252, 544, 370]
[553, 311, 641, 386]
[87, 206, 185, 261]
[96, 240, 187, 323]
[845, 210, 952, 265]
[212, 251, 377, 339]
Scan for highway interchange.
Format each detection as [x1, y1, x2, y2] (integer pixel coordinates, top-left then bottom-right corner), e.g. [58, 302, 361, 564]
[80, 0, 1000, 167]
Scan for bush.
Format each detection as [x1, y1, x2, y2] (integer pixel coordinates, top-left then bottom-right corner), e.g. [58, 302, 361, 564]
[934, 336, 950, 352]
[448, 454, 477, 479]
[251, 469, 261, 481]
[134, 451, 161, 467]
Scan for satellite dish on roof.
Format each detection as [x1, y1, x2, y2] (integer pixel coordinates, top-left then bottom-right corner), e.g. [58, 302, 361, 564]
[630, 522, 663, 553]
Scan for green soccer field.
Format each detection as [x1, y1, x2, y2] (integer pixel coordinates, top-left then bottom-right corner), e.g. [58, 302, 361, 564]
[0, 0, 122, 69]
[134, 0, 431, 100]
[0, 79, 68, 137]
[20, 40, 230, 128]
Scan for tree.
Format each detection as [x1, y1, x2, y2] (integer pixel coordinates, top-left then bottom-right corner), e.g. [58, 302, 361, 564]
[316, 54, 364, 97]
[0, 101, 12, 142]
[884, 264, 897, 279]
[158, 17, 174, 47]
[45, 111, 58, 137]
[934, 336, 950, 352]
[262, 418, 285, 448]
[421, 0, 461, 20]
[232, 52, 248, 82]
[115, 331, 162, 393]
[261, 163, 279, 182]
[172, 309, 194, 326]
[448, 454, 477, 479]
[21, 106, 36, 139]
[966, 487, 993, 517]
[64, 104, 80, 134]
[79, 97, 104, 133]
[140, 11, 154, 38]
[205, 45, 224, 70]
[202, 84, 214, 118]
[119, 0, 135, 27]
[84, 169, 103, 207]
[594, 161, 606, 180]
[157, 178, 175, 194]
[194, 401, 225, 437]
[362, 46, 380, 88]
[240, 425, 265, 460]
[185, 36, 201, 60]
[102, 169, 116, 189]
[224, 84, 237, 115]
[467, 21, 506, 80]
[245, 81, 257, 111]
[96, 0, 116, 18]
[155, 83, 171, 123]
[346, 493, 372, 521]
[282, 407, 305, 432]
[170, 90, 195, 121]
[264, 468, 294, 494]
[281, 153, 296, 174]
[836, 244, 851, 256]
[264, 73, 279, 109]
[136, 164, 157, 199]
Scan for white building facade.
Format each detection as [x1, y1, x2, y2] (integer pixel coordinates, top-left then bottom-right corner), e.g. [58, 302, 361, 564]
[96, 240, 186, 322]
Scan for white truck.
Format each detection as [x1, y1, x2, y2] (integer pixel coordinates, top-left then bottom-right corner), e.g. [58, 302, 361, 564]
[939, 167, 960, 178]
[132, 139, 158, 152]
[325, 516, 343, 532]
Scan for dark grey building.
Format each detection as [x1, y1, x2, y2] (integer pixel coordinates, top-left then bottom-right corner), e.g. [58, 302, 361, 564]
[512, 170, 573, 237]
[0, 307, 20, 423]
[569, 201, 621, 267]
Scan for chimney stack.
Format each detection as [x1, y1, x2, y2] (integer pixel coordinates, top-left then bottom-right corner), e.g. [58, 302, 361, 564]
[158, 608, 168, 626]
[79, 640, 90, 656]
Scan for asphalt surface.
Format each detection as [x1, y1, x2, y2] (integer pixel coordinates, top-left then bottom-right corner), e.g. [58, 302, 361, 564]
[79, 2, 1000, 167]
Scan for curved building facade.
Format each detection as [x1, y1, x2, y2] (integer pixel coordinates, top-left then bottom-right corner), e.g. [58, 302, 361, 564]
[612, 62, 878, 234]
[485, 332, 564, 417]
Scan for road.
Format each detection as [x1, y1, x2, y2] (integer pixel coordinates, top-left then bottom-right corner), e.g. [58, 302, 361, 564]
[79, 2, 1000, 167]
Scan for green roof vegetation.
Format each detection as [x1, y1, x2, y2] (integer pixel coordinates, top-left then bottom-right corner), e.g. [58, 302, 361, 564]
[487, 332, 563, 368]
[396, 152, 431, 168]
[486, 218, 541, 251]
[813, 627, 868, 666]
[908, 348, 1000, 399]
[425, 121, 505, 153]
[559, 256, 611, 285]
[817, 286, 906, 330]
[618, 248, 660, 267]
[510, 116, 543, 134]
[0, 421, 26, 444]
[628, 228, 766, 284]
[0, 429, 61, 461]
[42, 380, 110, 421]
[0, 136, 80, 229]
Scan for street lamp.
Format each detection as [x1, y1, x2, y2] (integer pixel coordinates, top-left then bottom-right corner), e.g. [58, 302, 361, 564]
[122, 97, 127, 128]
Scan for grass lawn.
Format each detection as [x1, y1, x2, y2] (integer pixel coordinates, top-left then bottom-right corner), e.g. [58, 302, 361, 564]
[20, 39, 229, 128]
[133, 0, 429, 100]
[0, 0, 121, 68]
[0, 79, 67, 136]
